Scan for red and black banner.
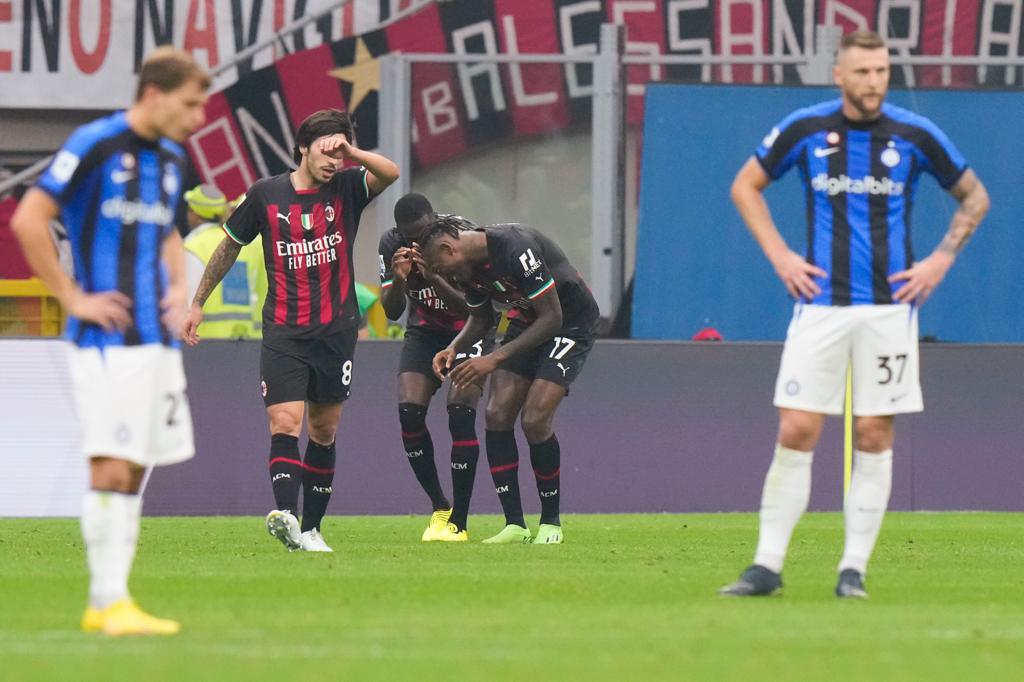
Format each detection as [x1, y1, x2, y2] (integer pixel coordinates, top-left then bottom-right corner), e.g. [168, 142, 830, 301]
[187, 0, 1024, 197]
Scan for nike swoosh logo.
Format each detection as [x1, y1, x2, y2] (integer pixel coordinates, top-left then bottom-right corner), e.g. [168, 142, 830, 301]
[890, 393, 908, 403]
[813, 147, 840, 158]
[111, 170, 135, 184]
[277, 213, 290, 222]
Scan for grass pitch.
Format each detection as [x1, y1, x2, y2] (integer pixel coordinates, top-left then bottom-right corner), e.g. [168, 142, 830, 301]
[1, 512, 1022, 681]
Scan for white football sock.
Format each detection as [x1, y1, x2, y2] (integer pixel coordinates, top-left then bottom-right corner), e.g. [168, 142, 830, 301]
[81, 491, 140, 609]
[753, 444, 813, 574]
[839, 449, 893, 575]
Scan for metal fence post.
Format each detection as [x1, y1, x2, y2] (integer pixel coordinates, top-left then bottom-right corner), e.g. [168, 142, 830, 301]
[590, 23, 626, 321]
[807, 24, 842, 85]
[376, 53, 412, 238]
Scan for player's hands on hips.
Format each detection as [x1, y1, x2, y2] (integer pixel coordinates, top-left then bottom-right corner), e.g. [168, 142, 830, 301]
[161, 283, 189, 339]
[319, 134, 355, 161]
[449, 354, 499, 390]
[66, 289, 133, 332]
[770, 248, 826, 301]
[182, 302, 204, 346]
[392, 247, 414, 281]
[889, 251, 954, 306]
[432, 347, 456, 380]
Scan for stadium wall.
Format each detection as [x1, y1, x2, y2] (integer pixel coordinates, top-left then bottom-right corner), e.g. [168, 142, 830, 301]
[2, 339, 1021, 517]
[633, 85, 1024, 343]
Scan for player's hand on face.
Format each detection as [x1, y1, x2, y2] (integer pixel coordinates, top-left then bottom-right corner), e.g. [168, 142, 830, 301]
[770, 249, 826, 301]
[160, 283, 189, 338]
[449, 354, 499, 390]
[889, 251, 955, 306]
[182, 302, 204, 346]
[432, 347, 456, 381]
[318, 134, 354, 161]
[408, 248, 431, 277]
[392, 247, 414, 281]
[67, 290, 133, 333]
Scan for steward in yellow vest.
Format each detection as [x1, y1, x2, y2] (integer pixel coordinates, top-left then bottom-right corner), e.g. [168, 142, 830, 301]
[183, 187, 267, 339]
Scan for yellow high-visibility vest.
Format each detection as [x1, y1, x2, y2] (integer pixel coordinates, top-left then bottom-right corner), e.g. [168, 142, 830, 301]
[184, 227, 267, 339]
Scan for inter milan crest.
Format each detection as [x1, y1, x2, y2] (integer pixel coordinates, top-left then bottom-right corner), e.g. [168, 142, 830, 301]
[881, 142, 901, 168]
[162, 163, 178, 195]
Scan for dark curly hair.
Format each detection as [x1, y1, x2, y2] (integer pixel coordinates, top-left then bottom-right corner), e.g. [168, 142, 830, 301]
[418, 214, 478, 250]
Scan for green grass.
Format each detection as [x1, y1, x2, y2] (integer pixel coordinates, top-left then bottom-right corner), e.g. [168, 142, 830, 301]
[1, 513, 1022, 681]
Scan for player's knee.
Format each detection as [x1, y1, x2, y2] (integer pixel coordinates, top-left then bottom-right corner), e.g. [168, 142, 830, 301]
[777, 410, 822, 451]
[399, 402, 428, 433]
[89, 458, 137, 493]
[269, 413, 302, 437]
[484, 402, 517, 431]
[520, 408, 554, 444]
[447, 403, 477, 437]
[854, 418, 893, 452]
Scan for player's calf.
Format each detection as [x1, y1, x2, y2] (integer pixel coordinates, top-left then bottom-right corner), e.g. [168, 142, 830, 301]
[447, 403, 480, 532]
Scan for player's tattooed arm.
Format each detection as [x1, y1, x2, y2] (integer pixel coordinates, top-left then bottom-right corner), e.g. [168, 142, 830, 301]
[937, 169, 990, 257]
[890, 169, 989, 305]
[192, 237, 243, 307]
[183, 237, 244, 345]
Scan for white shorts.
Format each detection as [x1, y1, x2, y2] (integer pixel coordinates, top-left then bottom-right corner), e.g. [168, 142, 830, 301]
[68, 345, 195, 467]
[773, 304, 923, 417]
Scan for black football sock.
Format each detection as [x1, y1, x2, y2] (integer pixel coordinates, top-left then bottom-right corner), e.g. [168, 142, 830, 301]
[530, 434, 561, 526]
[399, 402, 450, 511]
[268, 433, 302, 515]
[301, 439, 336, 532]
[447, 404, 480, 531]
[485, 429, 525, 528]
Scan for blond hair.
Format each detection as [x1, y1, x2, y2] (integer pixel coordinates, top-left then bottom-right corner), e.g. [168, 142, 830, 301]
[135, 47, 211, 101]
[839, 30, 887, 53]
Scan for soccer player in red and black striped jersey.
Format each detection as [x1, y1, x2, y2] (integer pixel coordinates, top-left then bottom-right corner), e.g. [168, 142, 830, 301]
[183, 109, 398, 552]
[378, 194, 494, 542]
[421, 219, 601, 545]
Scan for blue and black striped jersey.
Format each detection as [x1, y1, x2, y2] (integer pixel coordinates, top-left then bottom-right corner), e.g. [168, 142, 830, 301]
[35, 111, 187, 348]
[756, 99, 967, 306]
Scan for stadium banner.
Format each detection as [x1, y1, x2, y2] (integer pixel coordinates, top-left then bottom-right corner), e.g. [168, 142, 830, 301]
[0, 0, 391, 108]
[182, 0, 1023, 197]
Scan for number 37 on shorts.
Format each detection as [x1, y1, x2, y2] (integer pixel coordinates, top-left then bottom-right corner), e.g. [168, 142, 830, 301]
[773, 304, 923, 417]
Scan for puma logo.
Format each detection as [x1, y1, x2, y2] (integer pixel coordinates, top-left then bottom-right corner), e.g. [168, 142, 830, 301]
[557, 362, 570, 377]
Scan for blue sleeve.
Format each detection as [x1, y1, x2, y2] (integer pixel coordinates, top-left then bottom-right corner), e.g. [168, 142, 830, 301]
[35, 125, 104, 204]
[755, 112, 812, 180]
[916, 121, 968, 189]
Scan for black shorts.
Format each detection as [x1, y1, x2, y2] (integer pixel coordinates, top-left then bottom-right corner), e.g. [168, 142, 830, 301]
[497, 323, 596, 389]
[399, 326, 495, 387]
[260, 329, 357, 406]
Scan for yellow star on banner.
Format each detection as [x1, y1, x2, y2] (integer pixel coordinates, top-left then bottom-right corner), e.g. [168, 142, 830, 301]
[328, 38, 380, 112]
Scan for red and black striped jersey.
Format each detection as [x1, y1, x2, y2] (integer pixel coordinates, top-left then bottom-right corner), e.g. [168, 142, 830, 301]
[378, 226, 466, 333]
[224, 167, 374, 341]
[463, 225, 600, 332]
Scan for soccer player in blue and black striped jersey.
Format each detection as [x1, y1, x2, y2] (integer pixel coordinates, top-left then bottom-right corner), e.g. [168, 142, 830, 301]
[12, 48, 210, 634]
[720, 31, 990, 599]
